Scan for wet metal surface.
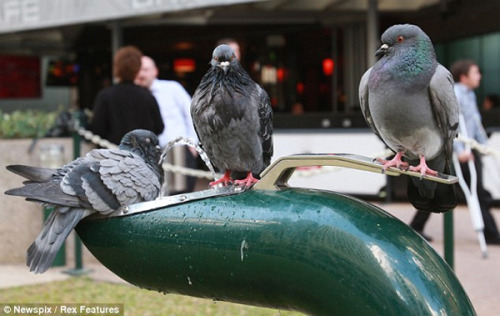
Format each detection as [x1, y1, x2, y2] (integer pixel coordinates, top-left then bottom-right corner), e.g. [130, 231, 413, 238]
[77, 188, 474, 315]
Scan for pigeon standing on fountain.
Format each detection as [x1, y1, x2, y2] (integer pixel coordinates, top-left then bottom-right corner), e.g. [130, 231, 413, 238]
[5, 129, 163, 273]
[191, 44, 273, 187]
[359, 24, 459, 212]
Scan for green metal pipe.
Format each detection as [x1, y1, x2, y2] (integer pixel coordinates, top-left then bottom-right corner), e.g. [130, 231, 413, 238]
[68, 111, 85, 274]
[76, 188, 474, 315]
[444, 210, 455, 269]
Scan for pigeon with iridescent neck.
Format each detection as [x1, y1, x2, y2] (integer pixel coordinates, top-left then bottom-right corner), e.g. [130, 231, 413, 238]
[359, 24, 459, 212]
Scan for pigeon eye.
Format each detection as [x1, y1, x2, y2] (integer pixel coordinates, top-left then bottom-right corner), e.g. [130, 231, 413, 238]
[397, 36, 405, 43]
[214, 57, 218, 61]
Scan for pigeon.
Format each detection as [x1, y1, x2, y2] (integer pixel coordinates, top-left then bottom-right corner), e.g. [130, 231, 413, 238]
[359, 24, 459, 213]
[191, 44, 273, 187]
[5, 129, 163, 273]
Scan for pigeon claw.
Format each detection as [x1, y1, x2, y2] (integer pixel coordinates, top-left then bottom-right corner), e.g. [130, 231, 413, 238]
[210, 170, 232, 187]
[409, 155, 438, 179]
[234, 172, 259, 188]
[376, 152, 409, 171]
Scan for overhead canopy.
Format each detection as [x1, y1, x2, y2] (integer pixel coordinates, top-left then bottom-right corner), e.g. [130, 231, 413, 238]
[4, 0, 497, 57]
[0, 0, 268, 34]
[0, 0, 440, 34]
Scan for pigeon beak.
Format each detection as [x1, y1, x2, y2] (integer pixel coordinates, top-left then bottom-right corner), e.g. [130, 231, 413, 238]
[375, 44, 389, 57]
[219, 61, 230, 73]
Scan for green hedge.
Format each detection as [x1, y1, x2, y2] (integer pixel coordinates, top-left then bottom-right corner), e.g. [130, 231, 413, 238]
[0, 110, 58, 139]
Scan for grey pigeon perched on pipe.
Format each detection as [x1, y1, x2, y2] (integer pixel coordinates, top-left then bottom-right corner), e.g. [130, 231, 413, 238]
[359, 24, 459, 213]
[191, 44, 273, 187]
[5, 129, 163, 273]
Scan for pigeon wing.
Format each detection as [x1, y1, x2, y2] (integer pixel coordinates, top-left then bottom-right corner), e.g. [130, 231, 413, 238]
[94, 149, 161, 213]
[256, 84, 273, 168]
[359, 67, 383, 140]
[428, 64, 459, 160]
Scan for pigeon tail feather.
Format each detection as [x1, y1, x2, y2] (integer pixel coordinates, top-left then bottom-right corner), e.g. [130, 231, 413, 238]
[27, 207, 85, 274]
[6, 165, 55, 182]
[406, 153, 457, 213]
[5, 182, 83, 208]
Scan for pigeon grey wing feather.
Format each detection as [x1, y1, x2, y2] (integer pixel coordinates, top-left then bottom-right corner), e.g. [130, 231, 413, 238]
[191, 76, 215, 146]
[359, 67, 381, 138]
[429, 64, 459, 157]
[6, 165, 55, 182]
[5, 182, 84, 208]
[27, 207, 85, 274]
[59, 151, 121, 213]
[257, 84, 273, 168]
[97, 151, 161, 212]
[407, 65, 459, 213]
[80, 166, 121, 214]
[190, 94, 204, 151]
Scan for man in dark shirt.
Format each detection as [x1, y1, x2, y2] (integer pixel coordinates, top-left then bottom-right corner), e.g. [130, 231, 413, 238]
[89, 45, 164, 145]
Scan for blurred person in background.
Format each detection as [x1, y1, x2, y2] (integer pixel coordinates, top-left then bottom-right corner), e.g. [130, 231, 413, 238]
[135, 55, 198, 194]
[410, 60, 500, 245]
[89, 46, 164, 145]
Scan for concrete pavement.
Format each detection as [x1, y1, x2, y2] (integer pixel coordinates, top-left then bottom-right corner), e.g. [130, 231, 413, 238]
[1, 203, 499, 315]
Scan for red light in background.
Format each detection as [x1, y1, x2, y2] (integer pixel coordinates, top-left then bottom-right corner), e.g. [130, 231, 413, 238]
[323, 58, 334, 76]
[277, 68, 286, 82]
[296, 82, 304, 94]
[173, 59, 196, 73]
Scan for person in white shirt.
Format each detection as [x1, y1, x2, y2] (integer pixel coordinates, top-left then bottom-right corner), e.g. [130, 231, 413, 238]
[410, 60, 500, 245]
[135, 56, 199, 194]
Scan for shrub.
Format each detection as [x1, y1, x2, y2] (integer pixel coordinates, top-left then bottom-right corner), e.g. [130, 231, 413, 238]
[0, 110, 58, 139]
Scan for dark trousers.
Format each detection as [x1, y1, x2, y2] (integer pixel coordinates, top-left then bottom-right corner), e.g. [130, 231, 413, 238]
[410, 151, 500, 239]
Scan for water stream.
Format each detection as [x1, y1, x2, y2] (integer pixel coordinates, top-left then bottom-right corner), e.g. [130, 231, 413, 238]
[159, 137, 217, 197]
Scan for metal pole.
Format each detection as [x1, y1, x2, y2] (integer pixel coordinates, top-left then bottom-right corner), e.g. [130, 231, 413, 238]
[366, 0, 379, 67]
[73, 121, 83, 271]
[444, 210, 454, 269]
[111, 21, 122, 59]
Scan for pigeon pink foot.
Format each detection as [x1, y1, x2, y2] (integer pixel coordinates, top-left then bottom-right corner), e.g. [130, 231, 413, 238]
[409, 155, 438, 177]
[210, 170, 232, 187]
[376, 152, 409, 171]
[234, 172, 259, 188]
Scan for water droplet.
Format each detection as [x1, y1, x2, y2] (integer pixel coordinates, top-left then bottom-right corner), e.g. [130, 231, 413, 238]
[241, 239, 249, 261]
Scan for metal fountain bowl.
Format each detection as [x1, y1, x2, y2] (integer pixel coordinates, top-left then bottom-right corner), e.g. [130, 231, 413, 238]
[76, 154, 474, 315]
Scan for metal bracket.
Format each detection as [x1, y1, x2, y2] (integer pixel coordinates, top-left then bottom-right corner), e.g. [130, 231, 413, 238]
[104, 186, 244, 218]
[98, 153, 458, 217]
[253, 153, 458, 191]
